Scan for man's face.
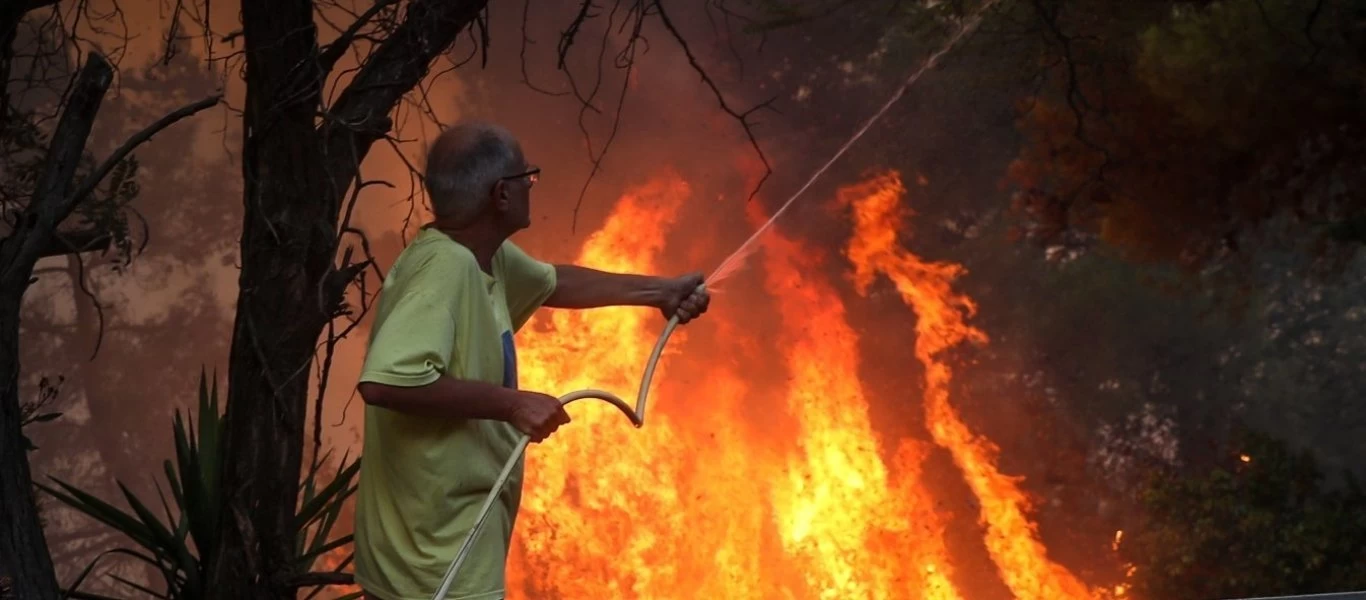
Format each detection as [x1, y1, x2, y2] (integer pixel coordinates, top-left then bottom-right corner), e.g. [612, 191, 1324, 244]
[494, 153, 539, 232]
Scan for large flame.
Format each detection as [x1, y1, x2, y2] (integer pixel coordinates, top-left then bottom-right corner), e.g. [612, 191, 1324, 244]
[508, 172, 771, 597]
[503, 169, 1101, 599]
[757, 205, 963, 600]
[839, 171, 1094, 600]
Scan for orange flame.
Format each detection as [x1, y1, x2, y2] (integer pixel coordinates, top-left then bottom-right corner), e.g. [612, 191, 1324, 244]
[509, 172, 771, 597]
[839, 170, 1094, 600]
[757, 205, 963, 600]
[501, 168, 1103, 598]
[312, 546, 360, 599]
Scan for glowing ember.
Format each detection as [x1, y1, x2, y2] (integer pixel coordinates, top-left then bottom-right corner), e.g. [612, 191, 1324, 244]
[500, 168, 1101, 599]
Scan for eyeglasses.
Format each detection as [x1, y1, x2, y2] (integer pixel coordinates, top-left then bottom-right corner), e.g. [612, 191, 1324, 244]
[500, 166, 540, 187]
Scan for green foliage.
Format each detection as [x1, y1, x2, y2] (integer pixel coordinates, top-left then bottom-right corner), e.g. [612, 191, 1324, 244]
[37, 369, 361, 600]
[1120, 428, 1366, 599]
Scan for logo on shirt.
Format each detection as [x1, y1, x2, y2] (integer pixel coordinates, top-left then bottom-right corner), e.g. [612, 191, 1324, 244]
[500, 330, 518, 389]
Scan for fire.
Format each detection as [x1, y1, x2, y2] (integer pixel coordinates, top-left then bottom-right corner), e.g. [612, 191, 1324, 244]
[311, 546, 360, 599]
[509, 172, 770, 597]
[839, 171, 1094, 600]
[758, 205, 962, 600]
[501, 168, 1101, 598]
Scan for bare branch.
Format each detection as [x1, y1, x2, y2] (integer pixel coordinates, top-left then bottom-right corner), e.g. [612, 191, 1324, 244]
[36, 227, 111, 259]
[319, 0, 486, 208]
[69, 94, 223, 209]
[558, 0, 598, 70]
[0, 51, 112, 290]
[282, 571, 355, 588]
[570, 1, 643, 231]
[654, 0, 775, 203]
[317, 0, 401, 74]
[63, 251, 104, 359]
[1304, 0, 1324, 63]
[519, 0, 568, 96]
[0, 0, 61, 40]
[1028, 0, 1110, 178]
[473, 5, 489, 68]
[163, 0, 186, 65]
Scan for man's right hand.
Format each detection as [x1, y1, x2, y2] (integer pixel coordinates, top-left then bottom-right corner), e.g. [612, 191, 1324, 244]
[507, 391, 571, 442]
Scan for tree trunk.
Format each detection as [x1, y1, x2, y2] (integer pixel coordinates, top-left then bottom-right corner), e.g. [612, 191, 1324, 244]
[0, 292, 59, 600]
[0, 51, 113, 600]
[203, 0, 486, 596]
[204, 1, 329, 596]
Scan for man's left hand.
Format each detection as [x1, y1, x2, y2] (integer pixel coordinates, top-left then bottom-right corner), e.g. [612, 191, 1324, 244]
[659, 274, 710, 324]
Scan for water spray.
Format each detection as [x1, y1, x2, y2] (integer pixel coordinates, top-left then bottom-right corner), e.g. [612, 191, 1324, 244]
[430, 3, 998, 597]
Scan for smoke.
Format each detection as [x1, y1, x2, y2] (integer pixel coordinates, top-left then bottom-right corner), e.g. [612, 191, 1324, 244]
[18, 0, 1125, 596]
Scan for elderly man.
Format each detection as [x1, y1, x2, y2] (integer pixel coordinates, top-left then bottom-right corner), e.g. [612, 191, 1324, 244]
[353, 120, 709, 600]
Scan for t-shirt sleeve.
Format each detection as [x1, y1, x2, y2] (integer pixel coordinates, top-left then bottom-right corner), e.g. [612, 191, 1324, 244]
[358, 289, 457, 387]
[500, 241, 557, 331]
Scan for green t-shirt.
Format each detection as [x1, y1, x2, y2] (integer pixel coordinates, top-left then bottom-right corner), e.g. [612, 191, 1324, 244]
[354, 227, 557, 600]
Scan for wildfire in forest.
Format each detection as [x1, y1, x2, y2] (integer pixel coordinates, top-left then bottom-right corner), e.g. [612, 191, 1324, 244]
[503, 169, 1106, 599]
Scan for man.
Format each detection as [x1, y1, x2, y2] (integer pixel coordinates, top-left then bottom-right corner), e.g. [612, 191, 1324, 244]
[353, 120, 709, 600]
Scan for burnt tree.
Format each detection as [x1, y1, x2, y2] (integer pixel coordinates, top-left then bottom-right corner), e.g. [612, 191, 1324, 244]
[206, 0, 485, 596]
[0, 4, 221, 594]
[0, 36, 217, 598]
[0, 50, 112, 600]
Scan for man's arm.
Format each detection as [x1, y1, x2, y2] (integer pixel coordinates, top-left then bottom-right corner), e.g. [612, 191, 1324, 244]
[354, 266, 569, 441]
[358, 377, 521, 420]
[544, 264, 670, 309]
[359, 378, 569, 442]
[545, 265, 709, 324]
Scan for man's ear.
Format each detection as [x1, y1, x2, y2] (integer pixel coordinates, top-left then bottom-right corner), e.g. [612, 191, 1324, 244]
[492, 180, 510, 211]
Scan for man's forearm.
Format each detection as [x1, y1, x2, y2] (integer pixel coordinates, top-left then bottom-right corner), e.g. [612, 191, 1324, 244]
[358, 376, 523, 421]
[545, 264, 667, 309]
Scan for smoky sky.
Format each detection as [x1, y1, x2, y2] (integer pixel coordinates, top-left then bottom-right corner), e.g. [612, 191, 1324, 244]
[17, 1, 1073, 592]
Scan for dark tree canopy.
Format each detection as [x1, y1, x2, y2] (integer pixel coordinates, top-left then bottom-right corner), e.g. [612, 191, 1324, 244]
[1005, 0, 1366, 267]
[1121, 428, 1366, 600]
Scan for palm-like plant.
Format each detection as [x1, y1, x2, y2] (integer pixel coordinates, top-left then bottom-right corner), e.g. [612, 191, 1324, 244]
[38, 369, 361, 600]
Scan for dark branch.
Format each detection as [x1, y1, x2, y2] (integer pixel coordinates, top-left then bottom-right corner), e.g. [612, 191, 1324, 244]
[69, 94, 222, 208]
[1303, 0, 1324, 63]
[37, 227, 112, 258]
[0, 51, 112, 290]
[519, 0, 568, 96]
[282, 571, 355, 588]
[558, 0, 597, 69]
[62, 590, 125, 600]
[163, 0, 186, 65]
[0, 0, 61, 39]
[1028, 0, 1110, 180]
[320, 0, 486, 207]
[654, 0, 774, 203]
[569, 1, 643, 231]
[317, 0, 401, 74]
[65, 248, 105, 360]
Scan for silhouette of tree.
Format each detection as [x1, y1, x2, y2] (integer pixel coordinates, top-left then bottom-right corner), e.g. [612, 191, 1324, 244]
[1, 4, 219, 597]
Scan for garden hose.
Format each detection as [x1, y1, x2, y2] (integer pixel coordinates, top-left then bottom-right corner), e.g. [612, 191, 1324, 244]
[430, 290, 696, 600]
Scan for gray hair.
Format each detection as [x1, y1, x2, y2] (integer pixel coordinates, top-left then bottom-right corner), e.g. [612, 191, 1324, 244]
[424, 120, 522, 225]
